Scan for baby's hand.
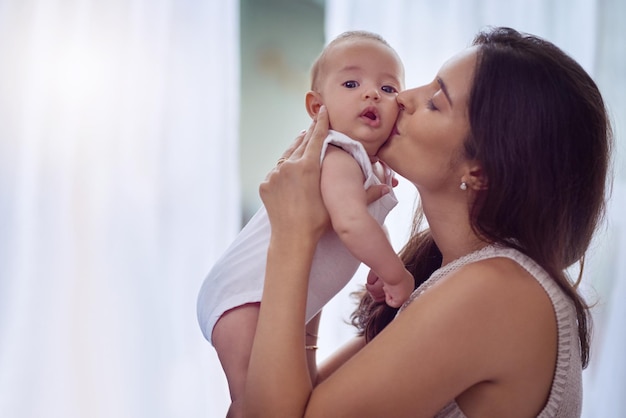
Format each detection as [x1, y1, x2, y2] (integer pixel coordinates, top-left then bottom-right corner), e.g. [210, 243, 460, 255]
[382, 269, 414, 308]
[366, 269, 414, 307]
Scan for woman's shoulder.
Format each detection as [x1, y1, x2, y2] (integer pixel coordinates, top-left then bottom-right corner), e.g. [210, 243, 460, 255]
[425, 250, 557, 331]
[397, 250, 557, 355]
[436, 246, 571, 319]
[390, 253, 558, 415]
[400, 245, 547, 311]
[399, 248, 559, 373]
[449, 252, 541, 292]
[424, 252, 554, 319]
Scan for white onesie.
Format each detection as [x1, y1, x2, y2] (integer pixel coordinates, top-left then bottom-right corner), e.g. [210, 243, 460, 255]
[197, 130, 398, 345]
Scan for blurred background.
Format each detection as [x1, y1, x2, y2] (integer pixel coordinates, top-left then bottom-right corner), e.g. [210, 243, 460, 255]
[0, 0, 623, 417]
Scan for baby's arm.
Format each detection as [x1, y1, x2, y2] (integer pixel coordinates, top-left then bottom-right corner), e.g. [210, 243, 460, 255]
[321, 146, 413, 307]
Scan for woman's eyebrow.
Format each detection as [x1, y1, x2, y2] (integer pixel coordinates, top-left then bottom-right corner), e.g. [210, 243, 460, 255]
[437, 77, 452, 106]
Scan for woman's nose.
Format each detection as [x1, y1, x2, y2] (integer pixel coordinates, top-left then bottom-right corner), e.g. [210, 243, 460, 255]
[396, 88, 417, 113]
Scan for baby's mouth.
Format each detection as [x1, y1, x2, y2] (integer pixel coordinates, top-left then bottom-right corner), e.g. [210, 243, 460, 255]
[360, 107, 380, 126]
[362, 110, 377, 120]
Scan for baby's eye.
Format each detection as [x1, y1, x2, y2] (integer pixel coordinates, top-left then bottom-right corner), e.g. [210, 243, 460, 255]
[381, 85, 398, 94]
[343, 80, 359, 88]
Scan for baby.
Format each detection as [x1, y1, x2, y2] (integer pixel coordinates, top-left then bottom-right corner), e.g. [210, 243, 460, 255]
[197, 30, 413, 417]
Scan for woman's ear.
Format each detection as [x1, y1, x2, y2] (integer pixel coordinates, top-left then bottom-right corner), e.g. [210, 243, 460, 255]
[305, 91, 323, 119]
[466, 162, 488, 190]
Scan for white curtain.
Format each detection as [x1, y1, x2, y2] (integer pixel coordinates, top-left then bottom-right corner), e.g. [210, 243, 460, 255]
[322, 1, 626, 417]
[0, 1, 238, 417]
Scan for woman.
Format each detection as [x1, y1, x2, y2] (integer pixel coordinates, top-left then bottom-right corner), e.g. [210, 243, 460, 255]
[243, 27, 611, 418]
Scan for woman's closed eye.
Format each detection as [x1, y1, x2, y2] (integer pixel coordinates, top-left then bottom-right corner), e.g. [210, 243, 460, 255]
[426, 97, 438, 111]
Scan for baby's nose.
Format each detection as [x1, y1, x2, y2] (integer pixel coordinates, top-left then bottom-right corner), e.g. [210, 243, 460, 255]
[364, 89, 380, 100]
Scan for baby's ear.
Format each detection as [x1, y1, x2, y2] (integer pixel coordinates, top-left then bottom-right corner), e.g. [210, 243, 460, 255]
[305, 91, 323, 119]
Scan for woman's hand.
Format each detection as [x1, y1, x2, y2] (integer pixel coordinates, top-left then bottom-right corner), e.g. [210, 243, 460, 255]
[260, 106, 331, 242]
[365, 269, 386, 303]
[260, 105, 392, 243]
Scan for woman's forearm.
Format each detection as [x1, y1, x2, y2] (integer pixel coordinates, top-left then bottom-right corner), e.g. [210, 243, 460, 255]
[306, 312, 321, 384]
[316, 336, 366, 385]
[246, 106, 335, 416]
[243, 233, 318, 417]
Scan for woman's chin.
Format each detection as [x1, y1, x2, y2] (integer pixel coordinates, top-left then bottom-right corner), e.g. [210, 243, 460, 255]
[376, 140, 394, 162]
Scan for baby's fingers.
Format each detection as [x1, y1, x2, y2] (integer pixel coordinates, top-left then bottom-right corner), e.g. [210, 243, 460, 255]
[365, 184, 391, 205]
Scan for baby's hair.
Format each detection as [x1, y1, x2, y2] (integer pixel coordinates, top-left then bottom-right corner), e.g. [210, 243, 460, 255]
[310, 30, 394, 91]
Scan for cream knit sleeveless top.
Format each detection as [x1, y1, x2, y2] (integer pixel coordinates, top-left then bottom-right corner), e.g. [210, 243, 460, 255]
[397, 244, 582, 417]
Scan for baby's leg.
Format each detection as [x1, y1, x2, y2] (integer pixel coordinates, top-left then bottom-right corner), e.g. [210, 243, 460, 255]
[212, 303, 260, 418]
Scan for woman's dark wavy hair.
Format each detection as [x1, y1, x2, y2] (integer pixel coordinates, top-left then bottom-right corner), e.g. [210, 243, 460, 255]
[351, 27, 612, 368]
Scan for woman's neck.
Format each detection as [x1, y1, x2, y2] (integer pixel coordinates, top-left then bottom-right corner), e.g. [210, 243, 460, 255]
[421, 193, 488, 266]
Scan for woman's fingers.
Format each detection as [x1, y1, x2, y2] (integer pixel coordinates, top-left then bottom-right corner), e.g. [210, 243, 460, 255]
[365, 184, 391, 205]
[276, 130, 307, 165]
[259, 108, 332, 240]
[302, 105, 329, 161]
[274, 105, 328, 169]
[365, 270, 386, 303]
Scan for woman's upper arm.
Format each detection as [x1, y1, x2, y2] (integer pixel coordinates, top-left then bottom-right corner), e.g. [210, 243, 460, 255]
[303, 262, 524, 418]
[305, 297, 470, 417]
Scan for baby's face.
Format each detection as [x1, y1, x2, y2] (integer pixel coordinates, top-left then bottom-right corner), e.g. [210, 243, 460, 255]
[318, 39, 404, 155]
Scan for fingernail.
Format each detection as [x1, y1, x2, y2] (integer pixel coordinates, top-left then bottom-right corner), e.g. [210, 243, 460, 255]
[381, 185, 390, 196]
